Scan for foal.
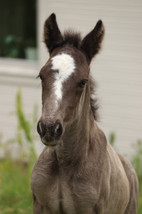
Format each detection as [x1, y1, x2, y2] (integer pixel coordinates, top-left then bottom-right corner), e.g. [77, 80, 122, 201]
[31, 13, 138, 214]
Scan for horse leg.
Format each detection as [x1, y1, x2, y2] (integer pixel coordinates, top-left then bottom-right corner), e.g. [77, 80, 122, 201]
[118, 154, 138, 214]
[33, 194, 43, 213]
[33, 194, 50, 214]
[33, 194, 52, 214]
[124, 174, 138, 214]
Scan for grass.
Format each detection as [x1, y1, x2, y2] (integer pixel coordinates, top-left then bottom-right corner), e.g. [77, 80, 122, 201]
[132, 140, 142, 214]
[136, 172, 142, 214]
[138, 180, 142, 214]
[0, 90, 36, 213]
[0, 160, 33, 214]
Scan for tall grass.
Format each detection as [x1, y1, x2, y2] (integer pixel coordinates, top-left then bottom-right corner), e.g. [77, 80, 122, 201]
[0, 89, 37, 162]
[132, 140, 142, 213]
[15, 90, 37, 162]
[0, 90, 37, 213]
[0, 161, 33, 214]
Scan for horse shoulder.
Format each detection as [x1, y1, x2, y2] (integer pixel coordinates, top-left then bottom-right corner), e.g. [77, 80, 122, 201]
[90, 126, 130, 213]
[87, 127, 110, 200]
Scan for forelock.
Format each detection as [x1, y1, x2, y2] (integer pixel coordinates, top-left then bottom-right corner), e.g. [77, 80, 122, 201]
[63, 30, 82, 49]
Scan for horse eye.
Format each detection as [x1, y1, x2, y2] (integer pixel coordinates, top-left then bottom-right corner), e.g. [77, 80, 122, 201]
[37, 74, 43, 81]
[78, 79, 88, 88]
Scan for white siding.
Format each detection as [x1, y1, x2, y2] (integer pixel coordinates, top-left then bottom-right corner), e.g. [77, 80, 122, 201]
[0, 74, 43, 156]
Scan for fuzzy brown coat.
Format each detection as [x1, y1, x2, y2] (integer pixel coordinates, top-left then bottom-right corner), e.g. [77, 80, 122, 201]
[31, 13, 138, 214]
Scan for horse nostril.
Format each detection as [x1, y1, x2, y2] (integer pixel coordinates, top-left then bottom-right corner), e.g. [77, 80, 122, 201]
[54, 122, 63, 138]
[37, 121, 46, 138]
[37, 120, 62, 141]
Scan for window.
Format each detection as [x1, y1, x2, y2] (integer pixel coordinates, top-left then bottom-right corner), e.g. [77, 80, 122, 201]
[0, 0, 37, 60]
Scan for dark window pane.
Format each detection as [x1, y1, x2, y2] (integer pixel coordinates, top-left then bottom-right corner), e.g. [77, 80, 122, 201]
[0, 0, 37, 60]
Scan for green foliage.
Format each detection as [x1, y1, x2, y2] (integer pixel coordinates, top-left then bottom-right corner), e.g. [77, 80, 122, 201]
[0, 89, 37, 163]
[0, 0, 37, 59]
[0, 160, 33, 214]
[131, 140, 142, 214]
[108, 132, 116, 146]
[15, 89, 37, 162]
[16, 90, 33, 143]
[132, 140, 142, 180]
[0, 89, 38, 212]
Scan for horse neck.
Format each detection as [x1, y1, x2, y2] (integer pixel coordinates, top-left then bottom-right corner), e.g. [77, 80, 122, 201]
[56, 85, 95, 166]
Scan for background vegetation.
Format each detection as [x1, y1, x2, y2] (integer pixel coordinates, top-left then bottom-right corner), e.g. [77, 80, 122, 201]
[0, 0, 37, 59]
[0, 91, 142, 213]
[0, 90, 37, 213]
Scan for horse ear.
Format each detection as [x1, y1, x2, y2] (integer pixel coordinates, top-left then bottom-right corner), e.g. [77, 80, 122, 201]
[44, 13, 63, 54]
[81, 20, 105, 63]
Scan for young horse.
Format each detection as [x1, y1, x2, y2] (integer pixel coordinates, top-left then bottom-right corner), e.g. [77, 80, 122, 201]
[31, 13, 138, 214]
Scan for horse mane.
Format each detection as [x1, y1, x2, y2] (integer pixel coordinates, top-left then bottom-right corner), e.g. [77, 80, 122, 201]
[62, 31, 99, 121]
[63, 30, 82, 49]
[90, 77, 99, 121]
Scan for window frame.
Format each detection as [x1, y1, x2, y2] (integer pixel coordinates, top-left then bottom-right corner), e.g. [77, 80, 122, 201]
[0, 57, 39, 78]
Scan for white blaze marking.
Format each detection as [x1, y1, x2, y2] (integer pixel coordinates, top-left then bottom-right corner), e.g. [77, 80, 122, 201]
[51, 53, 75, 100]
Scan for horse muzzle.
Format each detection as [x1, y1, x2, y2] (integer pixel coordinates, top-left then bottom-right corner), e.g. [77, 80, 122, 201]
[37, 119, 63, 146]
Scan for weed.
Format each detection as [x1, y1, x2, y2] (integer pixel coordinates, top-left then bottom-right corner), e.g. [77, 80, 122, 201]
[132, 139, 142, 213]
[0, 160, 33, 214]
[0, 89, 37, 163]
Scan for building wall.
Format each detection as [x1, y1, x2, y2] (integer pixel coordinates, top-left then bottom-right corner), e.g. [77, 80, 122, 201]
[0, 0, 142, 158]
[0, 70, 44, 156]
